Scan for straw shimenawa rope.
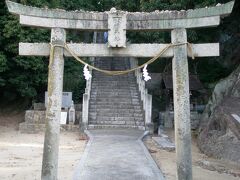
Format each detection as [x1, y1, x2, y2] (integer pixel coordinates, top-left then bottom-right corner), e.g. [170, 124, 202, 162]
[49, 42, 194, 75]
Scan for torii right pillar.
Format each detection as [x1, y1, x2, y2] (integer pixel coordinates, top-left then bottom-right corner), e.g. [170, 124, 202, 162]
[171, 28, 192, 180]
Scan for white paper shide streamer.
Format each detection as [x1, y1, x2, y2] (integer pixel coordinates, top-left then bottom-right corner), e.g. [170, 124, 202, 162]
[83, 65, 92, 80]
[143, 64, 151, 81]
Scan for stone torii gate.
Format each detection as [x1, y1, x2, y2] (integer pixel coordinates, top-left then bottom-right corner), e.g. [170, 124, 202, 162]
[6, 1, 234, 179]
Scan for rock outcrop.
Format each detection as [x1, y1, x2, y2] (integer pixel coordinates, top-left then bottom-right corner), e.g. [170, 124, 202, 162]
[198, 65, 240, 163]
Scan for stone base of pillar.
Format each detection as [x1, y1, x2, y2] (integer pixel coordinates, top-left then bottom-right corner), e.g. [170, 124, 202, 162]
[80, 122, 88, 131]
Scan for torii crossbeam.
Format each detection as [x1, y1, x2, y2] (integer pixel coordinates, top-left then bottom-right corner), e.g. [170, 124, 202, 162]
[6, 1, 234, 180]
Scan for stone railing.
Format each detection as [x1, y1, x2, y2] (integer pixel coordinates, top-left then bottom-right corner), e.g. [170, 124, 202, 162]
[81, 32, 97, 130]
[130, 58, 153, 130]
[81, 68, 92, 130]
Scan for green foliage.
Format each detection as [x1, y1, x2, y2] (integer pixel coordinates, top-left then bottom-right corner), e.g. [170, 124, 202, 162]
[63, 58, 86, 103]
[0, 52, 7, 73]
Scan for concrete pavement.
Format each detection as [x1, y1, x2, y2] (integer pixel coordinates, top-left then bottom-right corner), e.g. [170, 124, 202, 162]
[73, 129, 165, 180]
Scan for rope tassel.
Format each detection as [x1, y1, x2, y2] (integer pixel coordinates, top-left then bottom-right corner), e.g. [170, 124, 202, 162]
[143, 65, 151, 81]
[83, 65, 92, 80]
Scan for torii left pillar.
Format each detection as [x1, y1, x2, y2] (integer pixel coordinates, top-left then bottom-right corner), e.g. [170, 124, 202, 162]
[41, 28, 66, 180]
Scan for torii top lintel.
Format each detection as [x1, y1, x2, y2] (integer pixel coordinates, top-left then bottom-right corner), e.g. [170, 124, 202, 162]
[6, 0, 234, 48]
[6, 0, 234, 31]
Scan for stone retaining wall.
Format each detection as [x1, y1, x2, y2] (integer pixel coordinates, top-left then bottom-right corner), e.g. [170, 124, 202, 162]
[19, 105, 82, 133]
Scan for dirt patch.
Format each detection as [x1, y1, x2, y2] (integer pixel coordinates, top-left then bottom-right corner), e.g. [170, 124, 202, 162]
[0, 111, 24, 129]
[0, 112, 87, 180]
[145, 129, 240, 180]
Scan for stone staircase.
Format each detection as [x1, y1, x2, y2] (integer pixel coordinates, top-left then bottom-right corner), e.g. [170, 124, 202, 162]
[88, 57, 145, 130]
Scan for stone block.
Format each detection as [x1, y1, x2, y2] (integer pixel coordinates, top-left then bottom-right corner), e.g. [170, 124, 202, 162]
[152, 136, 175, 152]
[107, 8, 127, 48]
[25, 110, 46, 124]
[19, 123, 79, 133]
[33, 103, 45, 110]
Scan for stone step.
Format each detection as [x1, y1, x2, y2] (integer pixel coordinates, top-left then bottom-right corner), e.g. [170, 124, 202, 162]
[90, 94, 140, 99]
[90, 97, 140, 101]
[89, 104, 142, 109]
[90, 97, 140, 102]
[91, 90, 138, 94]
[91, 77, 135, 80]
[91, 87, 137, 90]
[91, 90, 138, 93]
[88, 120, 144, 126]
[92, 76, 135, 79]
[88, 58, 145, 129]
[91, 89, 139, 93]
[89, 112, 144, 117]
[92, 87, 138, 90]
[89, 108, 143, 114]
[93, 79, 135, 82]
[97, 74, 134, 77]
[87, 124, 145, 130]
[91, 96, 140, 103]
[91, 84, 137, 88]
[89, 102, 141, 106]
[92, 86, 138, 90]
[92, 77, 136, 80]
[90, 92, 139, 96]
[89, 116, 143, 121]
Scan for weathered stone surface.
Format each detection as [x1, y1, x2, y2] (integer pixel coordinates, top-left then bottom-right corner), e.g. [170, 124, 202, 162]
[25, 110, 46, 124]
[6, 0, 107, 20]
[20, 109, 82, 133]
[127, 1, 234, 20]
[33, 103, 45, 110]
[7, 0, 234, 20]
[171, 28, 192, 180]
[20, 15, 107, 30]
[127, 16, 220, 30]
[19, 43, 220, 57]
[198, 98, 240, 163]
[199, 65, 240, 130]
[107, 9, 127, 47]
[6, 0, 234, 30]
[152, 135, 175, 152]
[41, 28, 66, 180]
[198, 65, 240, 163]
[19, 123, 80, 133]
[17, 13, 221, 30]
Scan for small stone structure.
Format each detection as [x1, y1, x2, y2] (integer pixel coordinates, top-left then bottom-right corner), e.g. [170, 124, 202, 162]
[68, 101, 76, 125]
[19, 102, 82, 133]
[153, 132, 175, 152]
